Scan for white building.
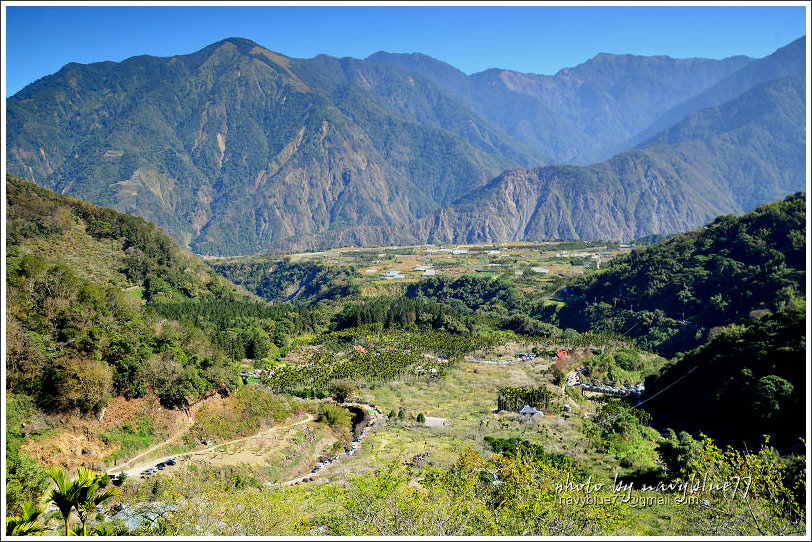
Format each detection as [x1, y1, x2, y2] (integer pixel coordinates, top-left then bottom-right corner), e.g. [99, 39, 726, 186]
[518, 405, 544, 418]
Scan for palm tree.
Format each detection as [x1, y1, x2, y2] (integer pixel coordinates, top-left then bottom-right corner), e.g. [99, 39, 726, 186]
[74, 468, 119, 536]
[45, 467, 84, 536]
[5, 501, 48, 536]
[44, 467, 121, 536]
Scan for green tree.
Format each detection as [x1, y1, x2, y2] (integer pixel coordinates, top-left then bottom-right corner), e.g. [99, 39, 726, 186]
[88, 520, 130, 536]
[44, 466, 119, 536]
[551, 366, 565, 386]
[328, 380, 356, 403]
[74, 468, 119, 536]
[676, 436, 805, 535]
[656, 429, 698, 478]
[45, 467, 85, 536]
[5, 440, 49, 517]
[6, 502, 47, 536]
[752, 375, 794, 422]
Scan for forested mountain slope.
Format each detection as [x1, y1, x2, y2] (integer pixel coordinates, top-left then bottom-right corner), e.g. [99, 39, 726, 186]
[6, 37, 805, 255]
[570, 192, 805, 337]
[645, 307, 805, 451]
[5, 176, 806, 534]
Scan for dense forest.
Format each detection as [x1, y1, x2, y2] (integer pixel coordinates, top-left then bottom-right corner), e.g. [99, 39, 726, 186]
[644, 305, 806, 451]
[560, 193, 805, 355]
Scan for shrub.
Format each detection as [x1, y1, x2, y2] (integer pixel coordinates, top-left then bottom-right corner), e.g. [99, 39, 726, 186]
[551, 366, 565, 385]
[318, 404, 351, 428]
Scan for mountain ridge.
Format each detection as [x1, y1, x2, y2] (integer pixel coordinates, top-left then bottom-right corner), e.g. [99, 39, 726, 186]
[631, 35, 806, 146]
[263, 73, 805, 252]
[6, 36, 806, 255]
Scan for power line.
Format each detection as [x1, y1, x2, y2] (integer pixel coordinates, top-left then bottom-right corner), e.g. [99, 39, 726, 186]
[594, 364, 700, 425]
[636, 365, 698, 408]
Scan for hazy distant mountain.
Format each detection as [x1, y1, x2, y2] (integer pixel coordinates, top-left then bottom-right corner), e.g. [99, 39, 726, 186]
[368, 50, 755, 163]
[6, 36, 806, 255]
[631, 36, 806, 146]
[402, 74, 807, 246]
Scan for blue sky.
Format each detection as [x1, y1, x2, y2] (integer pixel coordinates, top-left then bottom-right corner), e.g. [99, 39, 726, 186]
[3, 3, 808, 97]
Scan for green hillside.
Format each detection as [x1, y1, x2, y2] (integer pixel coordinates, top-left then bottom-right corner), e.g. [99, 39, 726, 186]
[571, 192, 805, 347]
[5, 174, 320, 411]
[645, 306, 805, 451]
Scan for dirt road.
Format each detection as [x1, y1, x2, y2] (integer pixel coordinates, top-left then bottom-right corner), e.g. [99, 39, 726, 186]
[107, 415, 194, 475]
[281, 403, 381, 486]
[111, 413, 315, 478]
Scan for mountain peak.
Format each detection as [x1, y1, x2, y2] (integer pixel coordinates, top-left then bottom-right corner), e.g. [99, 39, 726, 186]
[194, 37, 291, 62]
[368, 51, 430, 62]
[366, 50, 461, 72]
[211, 37, 261, 52]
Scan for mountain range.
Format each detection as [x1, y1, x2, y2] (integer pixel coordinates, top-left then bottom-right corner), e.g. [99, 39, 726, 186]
[6, 36, 806, 255]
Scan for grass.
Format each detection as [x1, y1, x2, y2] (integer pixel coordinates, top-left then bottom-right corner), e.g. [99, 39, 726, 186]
[187, 386, 293, 444]
[123, 286, 145, 303]
[100, 414, 161, 461]
[332, 360, 596, 475]
[605, 425, 661, 470]
[155, 442, 196, 457]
